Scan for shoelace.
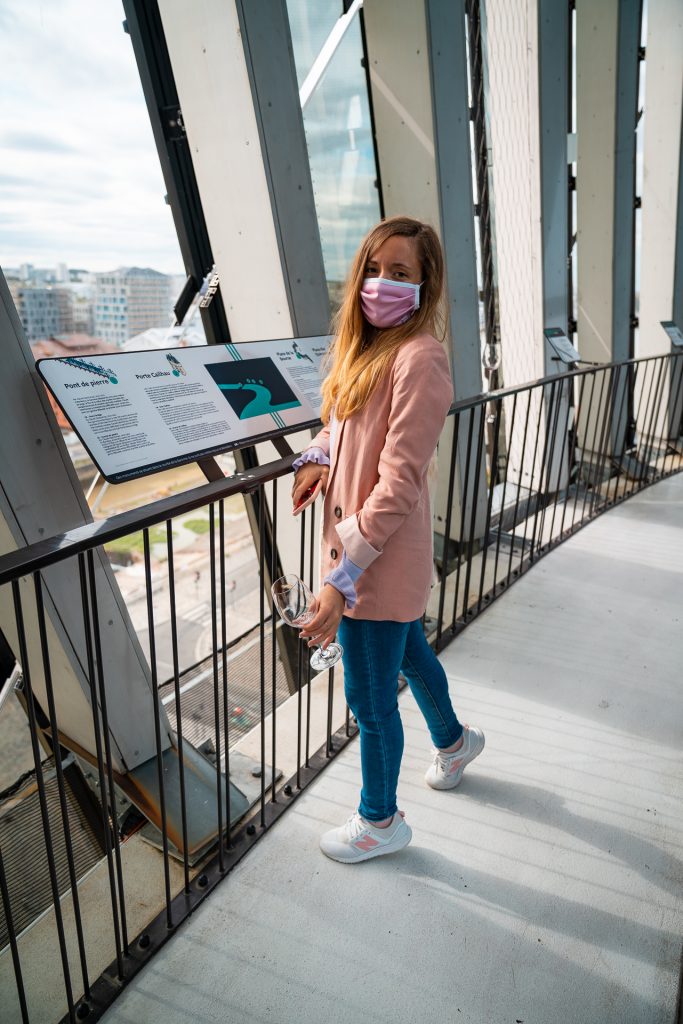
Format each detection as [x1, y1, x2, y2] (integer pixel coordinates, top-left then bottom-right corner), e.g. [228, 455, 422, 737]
[434, 746, 464, 771]
[344, 812, 368, 840]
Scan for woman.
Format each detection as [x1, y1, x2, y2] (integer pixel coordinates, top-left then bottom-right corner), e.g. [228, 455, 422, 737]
[291, 216, 484, 864]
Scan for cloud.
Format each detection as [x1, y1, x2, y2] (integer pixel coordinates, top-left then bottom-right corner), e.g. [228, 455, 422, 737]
[1, 129, 78, 154]
[0, 0, 183, 274]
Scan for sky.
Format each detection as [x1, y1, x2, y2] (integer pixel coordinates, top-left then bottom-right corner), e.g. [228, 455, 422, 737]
[0, 0, 184, 274]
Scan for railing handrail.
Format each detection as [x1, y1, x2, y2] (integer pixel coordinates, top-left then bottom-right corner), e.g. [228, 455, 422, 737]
[0, 454, 297, 585]
[0, 350, 679, 587]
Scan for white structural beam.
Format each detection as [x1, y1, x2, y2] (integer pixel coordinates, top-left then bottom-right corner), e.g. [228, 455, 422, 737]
[637, 1, 682, 357]
[157, 0, 330, 615]
[157, 0, 329, 345]
[299, 0, 363, 111]
[638, 0, 683, 438]
[0, 272, 172, 773]
[576, 0, 641, 366]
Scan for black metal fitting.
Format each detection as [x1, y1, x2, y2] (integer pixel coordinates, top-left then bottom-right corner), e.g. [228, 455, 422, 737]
[246, 824, 256, 835]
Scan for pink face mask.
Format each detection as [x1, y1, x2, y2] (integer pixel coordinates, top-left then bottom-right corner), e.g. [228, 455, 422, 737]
[360, 277, 422, 328]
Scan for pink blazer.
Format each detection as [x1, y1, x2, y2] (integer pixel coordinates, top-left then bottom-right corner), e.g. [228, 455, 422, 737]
[309, 332, 454, 622]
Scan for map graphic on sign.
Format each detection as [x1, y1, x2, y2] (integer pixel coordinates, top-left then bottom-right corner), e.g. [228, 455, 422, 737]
[206, 358, 301, 420]
[58, 356, 119, 384]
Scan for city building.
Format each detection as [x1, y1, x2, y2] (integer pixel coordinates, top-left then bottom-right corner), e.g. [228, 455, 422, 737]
[10, 284, 74, 342]
[93, 266, 173, 346]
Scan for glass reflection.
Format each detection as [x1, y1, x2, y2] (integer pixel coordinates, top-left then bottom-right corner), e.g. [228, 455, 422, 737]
[287, 1, 381, 307]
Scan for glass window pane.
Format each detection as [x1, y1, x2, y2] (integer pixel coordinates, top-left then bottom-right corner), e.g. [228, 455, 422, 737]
[287, 3, 381, 307]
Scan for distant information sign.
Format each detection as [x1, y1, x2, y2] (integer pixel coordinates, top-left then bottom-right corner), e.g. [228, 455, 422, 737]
[37, 337, 330, 483]
[661, 320, 683, 348]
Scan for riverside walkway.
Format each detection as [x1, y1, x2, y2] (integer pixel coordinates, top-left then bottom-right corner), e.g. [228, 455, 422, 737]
[103, 474, 683, 1024]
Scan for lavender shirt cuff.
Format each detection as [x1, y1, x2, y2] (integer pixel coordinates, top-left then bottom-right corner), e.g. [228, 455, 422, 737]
[292, 446, 331, 473]
[323, 552, 364, 610]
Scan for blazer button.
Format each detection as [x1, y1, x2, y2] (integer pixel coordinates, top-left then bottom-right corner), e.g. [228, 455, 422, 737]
[334, 506, 342, 518]
[330, 548, 338, 560]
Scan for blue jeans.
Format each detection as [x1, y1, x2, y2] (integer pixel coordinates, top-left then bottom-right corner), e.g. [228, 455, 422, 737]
[337, 616, 463, 822]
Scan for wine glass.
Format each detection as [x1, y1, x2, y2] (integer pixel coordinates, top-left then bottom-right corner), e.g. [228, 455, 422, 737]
[271, 574, 343, 671]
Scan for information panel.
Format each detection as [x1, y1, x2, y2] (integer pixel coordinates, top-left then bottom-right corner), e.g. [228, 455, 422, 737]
[37, 336, 330, 483]
[661, 320, 683, 348]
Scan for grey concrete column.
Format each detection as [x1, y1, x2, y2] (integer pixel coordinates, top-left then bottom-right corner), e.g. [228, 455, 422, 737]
[363, 0, 487, 545]
[538, 0, 571, 490]
[362, 0, 482, 400]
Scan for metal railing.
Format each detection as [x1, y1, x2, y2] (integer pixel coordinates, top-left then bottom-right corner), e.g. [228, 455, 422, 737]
[0, 351, 681, 1023]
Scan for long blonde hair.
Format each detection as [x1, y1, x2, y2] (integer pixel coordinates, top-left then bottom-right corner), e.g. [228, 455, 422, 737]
[320, 216, 447, 424]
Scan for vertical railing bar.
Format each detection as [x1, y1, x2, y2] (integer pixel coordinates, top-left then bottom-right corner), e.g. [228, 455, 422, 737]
[452, 407, 476, 630]
[461, 405, 487, 620]
[492, 393, 516, 587]
[661, 355, 677, 475]
[631, 355, 653, 476]
[296, 511, 305, 788]
[520, 384, 545, 569]
[209, 504, 224, 871]
[436, 412, 460, 647]
[33, 571, 91, 997]
[606, 363, 630, 506]
[219, 499, 232, 843]
[86, 551, 129, 954]
[666, 354, 683, 474]
[536, 378, 563, 552]
[77, 554, 123, 979]
[571, 370, 596, 527]
[477, 399, 502, 611]
[258, 486, 267, 827]
[326, 664, 335, 757]
[580, 369, 607, 523]
[651, 355, 671, 475]
[305, 500, 315, 767]
[507, 388, 533, 580]
[630, 358, 653, 489]
[547, 378, 574, 543]
[634, 356, 658, 483]
[599, 365, 623, 512]
[560, 373, 583, 536]
[270, 480, 278, 801]
[591, 365, 619, 515]
[11, 579, 76, 1021]
[530, 380, 558, 558]
[640, 356, 667, 488]
[166, 523, 190, 892]
[626, 362, 643, 497]
[142, 530, 173, 929]
[0, 846, 29, 1023]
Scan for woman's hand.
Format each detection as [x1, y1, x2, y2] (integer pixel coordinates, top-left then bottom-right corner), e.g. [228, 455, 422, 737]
[291, 462, 329, 511]
[298, 584, 345, 650]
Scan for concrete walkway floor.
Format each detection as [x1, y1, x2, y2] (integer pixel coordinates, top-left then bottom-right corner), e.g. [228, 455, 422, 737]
[103, 475, 683, 1024]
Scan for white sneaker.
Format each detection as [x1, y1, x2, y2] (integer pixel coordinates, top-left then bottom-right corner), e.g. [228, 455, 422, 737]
[320, 810, 412, 864]
[425, 724, 485, 790]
